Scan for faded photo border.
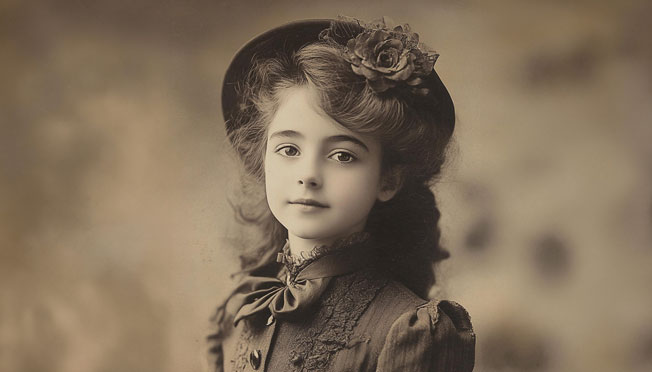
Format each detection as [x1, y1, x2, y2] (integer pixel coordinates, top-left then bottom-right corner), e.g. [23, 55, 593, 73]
[2, 1, 652, 371]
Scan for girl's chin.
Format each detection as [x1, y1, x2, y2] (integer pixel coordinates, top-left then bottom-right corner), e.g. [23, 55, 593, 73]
[287, 230, 334, 241]
[286, 226, 360, 242]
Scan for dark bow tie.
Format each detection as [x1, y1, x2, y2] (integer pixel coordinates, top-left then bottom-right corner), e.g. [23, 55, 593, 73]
[230, 244, 369, 325]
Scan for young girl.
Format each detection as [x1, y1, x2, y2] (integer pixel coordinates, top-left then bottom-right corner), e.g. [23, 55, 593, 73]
[210, 17, 475, 372]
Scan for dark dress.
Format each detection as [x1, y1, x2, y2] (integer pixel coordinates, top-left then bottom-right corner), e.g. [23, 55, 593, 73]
[211, 236, 475, 372]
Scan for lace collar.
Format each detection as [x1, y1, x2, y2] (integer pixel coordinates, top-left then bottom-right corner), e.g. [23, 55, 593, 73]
[277, 231, 372, 283]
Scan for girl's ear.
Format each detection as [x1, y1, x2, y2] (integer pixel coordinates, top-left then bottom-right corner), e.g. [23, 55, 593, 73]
[377, 166, 404, 202]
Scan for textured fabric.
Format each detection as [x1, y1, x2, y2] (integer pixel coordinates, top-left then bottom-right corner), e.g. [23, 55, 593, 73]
[231, 237, 372, 325]
[376, 299, 476, 372]
[219, 268, 475, 372]
[213, 236, 475, 372]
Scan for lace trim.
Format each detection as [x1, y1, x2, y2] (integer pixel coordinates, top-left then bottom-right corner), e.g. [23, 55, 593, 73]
[284, 269, 387, 371]
[279, 231, 371, 283]
[230, 321, 253, 371]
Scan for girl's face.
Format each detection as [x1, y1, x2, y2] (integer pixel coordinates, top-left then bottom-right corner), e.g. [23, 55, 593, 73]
[264, 86, 396, 243]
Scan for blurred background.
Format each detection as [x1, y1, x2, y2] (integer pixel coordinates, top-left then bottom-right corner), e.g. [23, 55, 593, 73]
[1, 0, 651, 371]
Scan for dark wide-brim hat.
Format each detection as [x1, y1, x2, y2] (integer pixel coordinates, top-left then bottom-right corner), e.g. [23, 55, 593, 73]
[221, 19, 455, 138]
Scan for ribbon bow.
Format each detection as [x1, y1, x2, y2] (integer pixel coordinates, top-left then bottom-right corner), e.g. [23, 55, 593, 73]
[230, 241, 369, 325]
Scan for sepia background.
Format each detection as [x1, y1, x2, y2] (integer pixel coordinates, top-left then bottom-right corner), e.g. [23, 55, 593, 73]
[2, 0, 651, 371]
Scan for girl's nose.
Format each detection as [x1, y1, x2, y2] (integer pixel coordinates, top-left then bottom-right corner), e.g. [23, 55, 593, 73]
[297, 157, 322, 189]
[298, 177, 320, 188]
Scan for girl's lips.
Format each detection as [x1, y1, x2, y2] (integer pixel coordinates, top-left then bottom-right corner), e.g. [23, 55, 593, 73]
[289, 198, 329, 208]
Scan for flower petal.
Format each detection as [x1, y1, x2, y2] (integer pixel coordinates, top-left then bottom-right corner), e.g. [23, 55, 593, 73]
[387, 63, 415, 81]
[348, 55, 362, 66]
[374, 39, 403, 55]
[352, 64, 380, 80]
[353, 33, 373, 59]
[346, 38, 357, 51]
[375, 48, 399, 69]
[392, 53, 409, 71]
[368, 30, 389, 45]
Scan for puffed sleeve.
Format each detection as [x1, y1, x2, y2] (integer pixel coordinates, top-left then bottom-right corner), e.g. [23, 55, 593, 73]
[376, 300, 475, 372]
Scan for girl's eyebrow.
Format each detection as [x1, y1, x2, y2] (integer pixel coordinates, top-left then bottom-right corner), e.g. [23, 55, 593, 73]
[269, 130, 369, 152]
[269, 130, 304, 140]
[326, 135, 369, 152]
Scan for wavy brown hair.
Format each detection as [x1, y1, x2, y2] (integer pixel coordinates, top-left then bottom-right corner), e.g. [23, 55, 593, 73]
[226, 40, 454, 297]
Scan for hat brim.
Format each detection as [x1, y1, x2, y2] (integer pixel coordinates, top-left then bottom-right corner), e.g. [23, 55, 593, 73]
[221, 19, 454, 136]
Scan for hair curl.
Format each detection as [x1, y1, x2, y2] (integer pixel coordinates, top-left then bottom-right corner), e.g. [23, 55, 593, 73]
[226, 40, 454, 297]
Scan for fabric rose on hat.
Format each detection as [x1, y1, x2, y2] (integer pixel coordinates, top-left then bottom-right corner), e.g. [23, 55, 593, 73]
[344, 24, 438, 94]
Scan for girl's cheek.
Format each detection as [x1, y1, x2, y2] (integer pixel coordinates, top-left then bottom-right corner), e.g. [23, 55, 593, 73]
[264, 153, 278, 177]
[331, 173, 371, 201]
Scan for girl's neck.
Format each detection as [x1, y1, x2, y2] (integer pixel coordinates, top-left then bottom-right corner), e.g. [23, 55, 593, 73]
[286, 235, 337, 260]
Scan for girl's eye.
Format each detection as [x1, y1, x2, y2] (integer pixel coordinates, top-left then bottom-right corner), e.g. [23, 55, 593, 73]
[276, 145, 300, 157]
[329, 151, 356, 163]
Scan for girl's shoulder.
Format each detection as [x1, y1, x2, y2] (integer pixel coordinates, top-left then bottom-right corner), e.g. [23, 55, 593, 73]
[358, 272, 474, 332]
[358, 277, 476, 372]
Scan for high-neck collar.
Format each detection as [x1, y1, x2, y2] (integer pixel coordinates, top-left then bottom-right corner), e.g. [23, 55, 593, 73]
[277, 231, 372, 283]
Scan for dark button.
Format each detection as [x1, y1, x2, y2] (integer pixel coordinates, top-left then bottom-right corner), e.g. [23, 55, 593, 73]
[290, 353, 303, 365]
[249, 349, 262, 370]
